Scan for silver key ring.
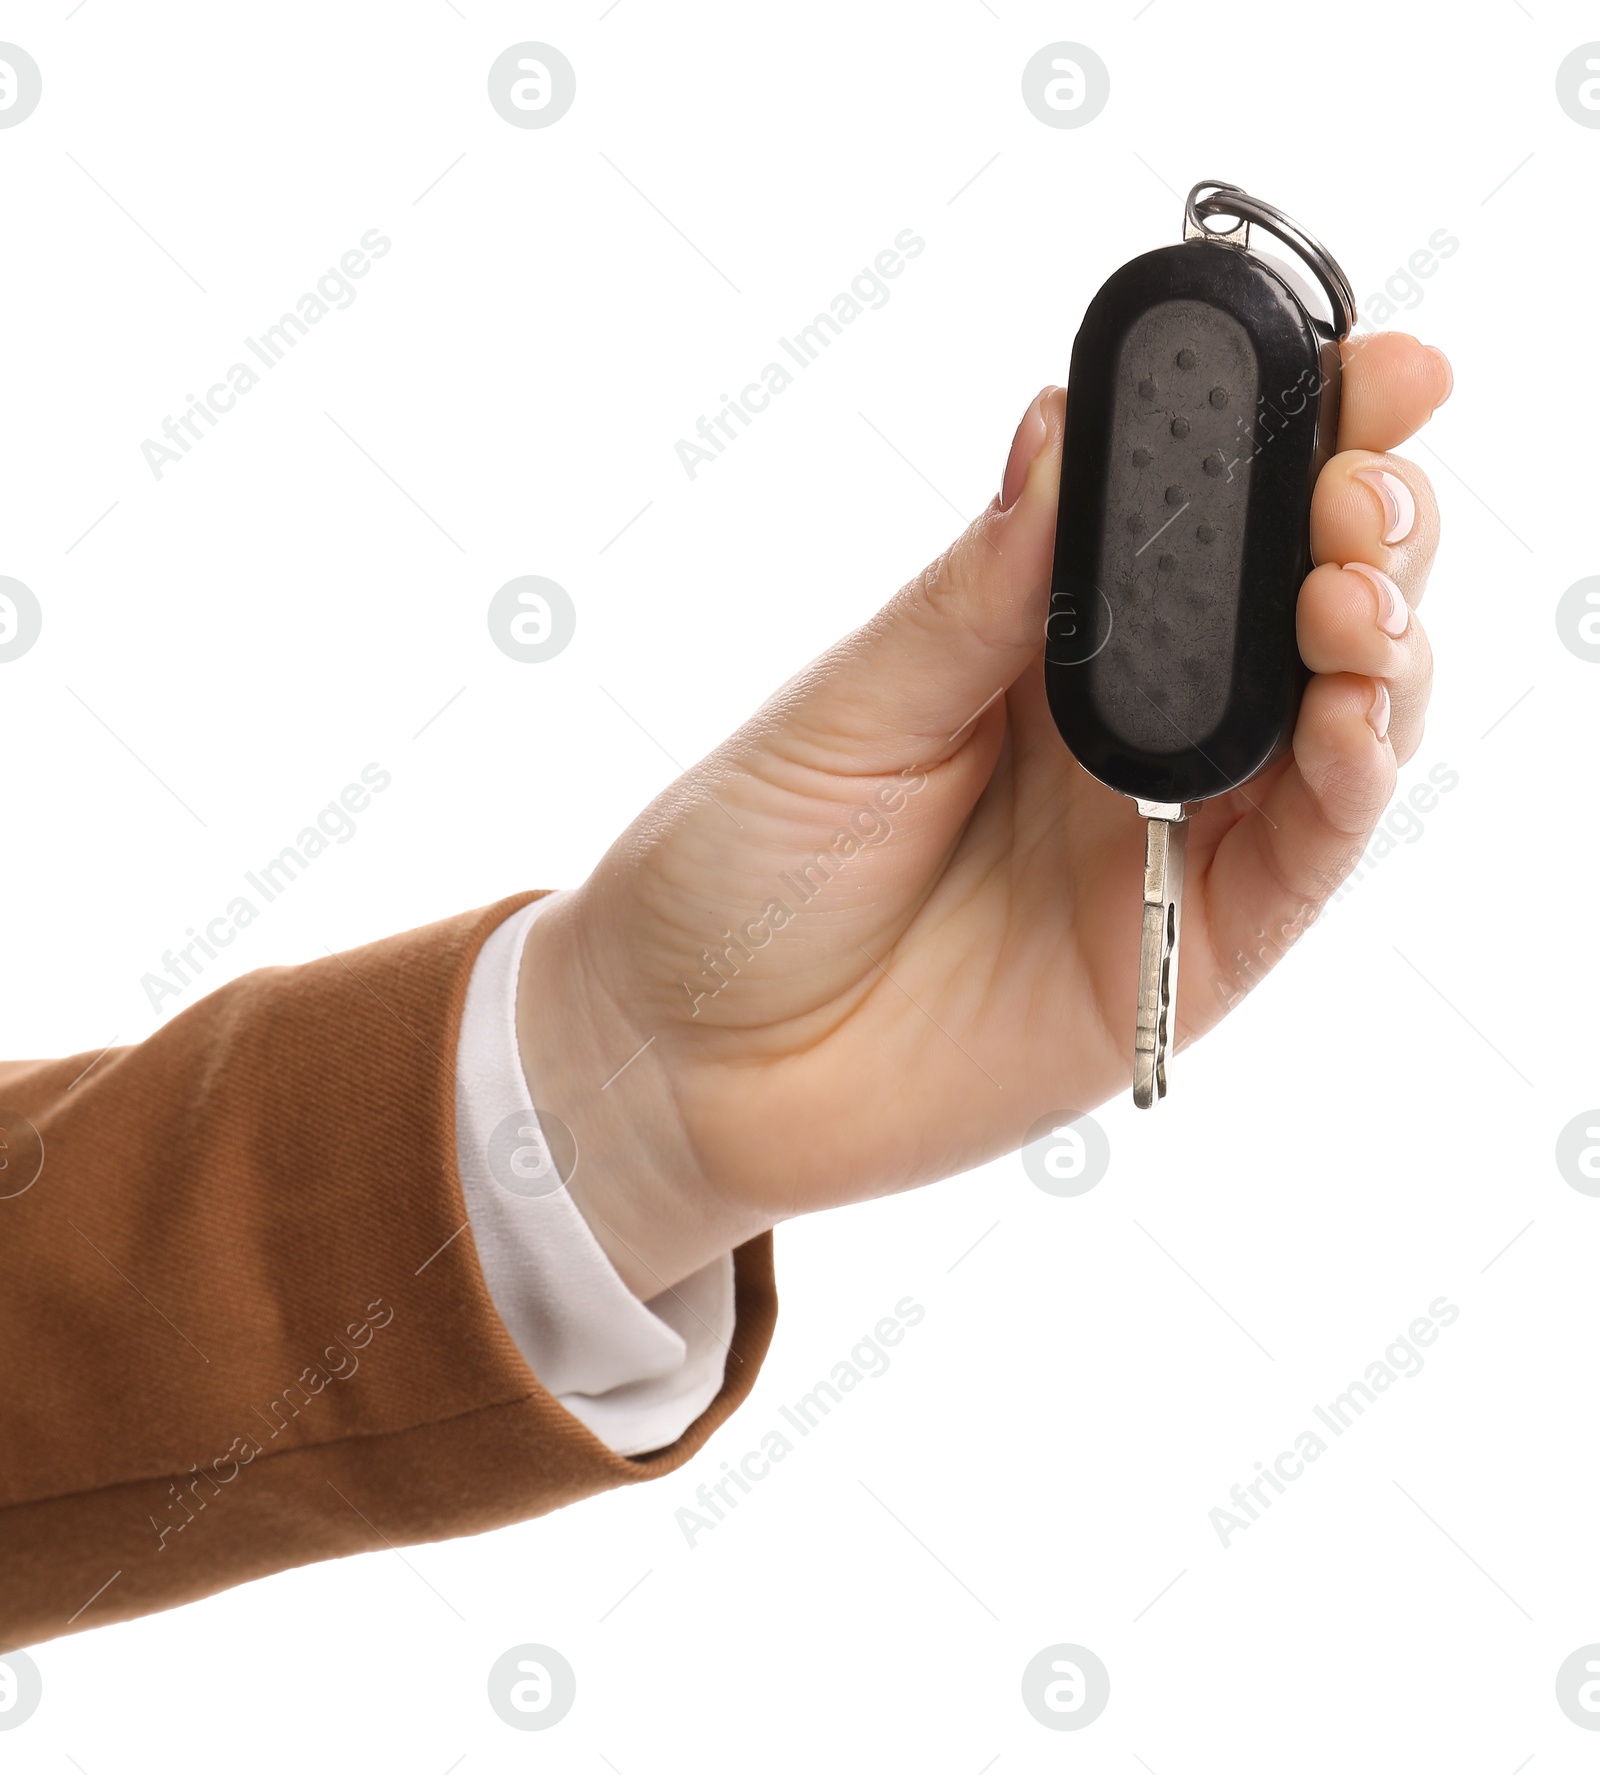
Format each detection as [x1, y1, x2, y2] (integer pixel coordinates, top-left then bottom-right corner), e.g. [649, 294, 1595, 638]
[1184, 180, 1357, 340]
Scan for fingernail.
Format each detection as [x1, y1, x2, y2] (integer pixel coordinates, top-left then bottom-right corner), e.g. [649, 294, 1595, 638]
[1001, 388, 1051, 510]
[1344, 562, 1409, 637]
[1366, 682, 1391, 739]
[1353, 467, 1417, 545]
[1425, 345, 1453, 403]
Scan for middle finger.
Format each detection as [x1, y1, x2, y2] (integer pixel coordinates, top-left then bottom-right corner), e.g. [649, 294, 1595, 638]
[1309, 448, 1439, 610]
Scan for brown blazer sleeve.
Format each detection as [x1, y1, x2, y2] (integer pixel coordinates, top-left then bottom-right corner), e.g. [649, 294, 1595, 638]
[0, 889, 777, 1651]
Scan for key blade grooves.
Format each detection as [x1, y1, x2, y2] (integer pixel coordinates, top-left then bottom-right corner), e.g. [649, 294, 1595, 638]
[1133, 810, 1187, 1108]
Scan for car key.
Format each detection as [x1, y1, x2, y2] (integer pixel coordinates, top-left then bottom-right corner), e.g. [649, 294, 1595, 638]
[1045, 181, 1355, 1107]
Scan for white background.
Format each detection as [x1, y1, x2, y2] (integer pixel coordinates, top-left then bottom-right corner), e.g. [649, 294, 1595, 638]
[2, 1, 1597, 1768]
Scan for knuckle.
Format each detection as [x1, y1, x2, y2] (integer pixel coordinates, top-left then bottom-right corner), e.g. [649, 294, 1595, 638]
[1400, 611, 1434, 683]
[1391, 716, 1426, 767]
[908, 528, 1013, 653]
[1311, 749, 1394, 834]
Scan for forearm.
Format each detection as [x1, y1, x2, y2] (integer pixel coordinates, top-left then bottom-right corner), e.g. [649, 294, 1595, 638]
[0, 892, 776, 1649]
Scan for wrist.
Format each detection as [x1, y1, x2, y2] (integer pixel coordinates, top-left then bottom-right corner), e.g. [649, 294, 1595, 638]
[513, 888, 770, 1298]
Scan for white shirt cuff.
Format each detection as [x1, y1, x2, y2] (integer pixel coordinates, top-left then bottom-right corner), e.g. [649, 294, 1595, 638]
[453, 893, 734, 1457]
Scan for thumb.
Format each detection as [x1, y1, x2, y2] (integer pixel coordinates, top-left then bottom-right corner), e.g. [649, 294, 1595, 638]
[770, 385, 1066, 772]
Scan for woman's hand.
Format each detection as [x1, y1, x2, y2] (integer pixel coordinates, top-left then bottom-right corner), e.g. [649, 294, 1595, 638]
[518, 333, 1452, 1296]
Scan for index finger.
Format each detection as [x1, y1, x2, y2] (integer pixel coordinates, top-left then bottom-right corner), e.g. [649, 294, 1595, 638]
[1335, 330, 1453, 454]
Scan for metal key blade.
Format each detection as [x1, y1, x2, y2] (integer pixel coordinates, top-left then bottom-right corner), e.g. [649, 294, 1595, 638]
[1133, 800, 1188, 1108]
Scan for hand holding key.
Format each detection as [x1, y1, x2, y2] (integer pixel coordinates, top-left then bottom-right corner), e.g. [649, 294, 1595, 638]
[1048, 184, 1363, 1106]
[517, 331, 1449, 1296]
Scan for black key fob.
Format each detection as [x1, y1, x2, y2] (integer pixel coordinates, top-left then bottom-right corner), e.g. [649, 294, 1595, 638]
[1046, 181, 1354, 806]
[1043, 182, 1355, 1107]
